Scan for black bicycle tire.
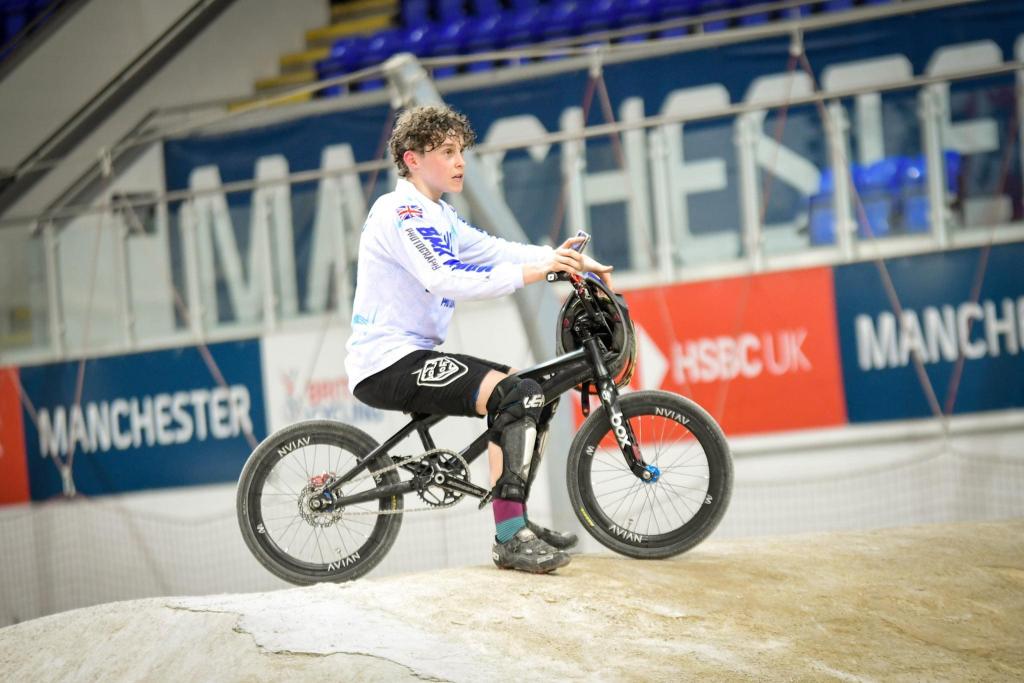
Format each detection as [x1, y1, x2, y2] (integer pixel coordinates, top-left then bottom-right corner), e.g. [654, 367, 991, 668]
[236, 419, 403, 584]
[566, 391, 732, 559]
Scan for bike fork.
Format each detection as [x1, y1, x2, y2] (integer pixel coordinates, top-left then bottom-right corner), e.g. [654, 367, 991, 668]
[582, 338, 654, 482]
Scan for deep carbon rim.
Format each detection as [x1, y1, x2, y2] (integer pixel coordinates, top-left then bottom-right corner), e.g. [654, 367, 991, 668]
[576, 397, 726, 548]
[243, 431, 400, 577]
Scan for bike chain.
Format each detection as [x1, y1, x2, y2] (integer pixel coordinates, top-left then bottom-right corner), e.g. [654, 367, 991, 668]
[328, 447, 475, 517]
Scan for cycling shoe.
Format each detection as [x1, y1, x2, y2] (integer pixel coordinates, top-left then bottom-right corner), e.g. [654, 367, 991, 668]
[527, 520, 579, 551]
[492, 527, 571, 574]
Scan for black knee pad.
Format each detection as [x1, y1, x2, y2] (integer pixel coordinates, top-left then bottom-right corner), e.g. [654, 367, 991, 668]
[486, 376, 545, 436]
[526, 397, 560, 496]
[487, 377, 545, 501]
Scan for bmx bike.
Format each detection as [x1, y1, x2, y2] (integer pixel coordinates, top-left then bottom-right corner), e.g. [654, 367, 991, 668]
[237, 270, 732, 584]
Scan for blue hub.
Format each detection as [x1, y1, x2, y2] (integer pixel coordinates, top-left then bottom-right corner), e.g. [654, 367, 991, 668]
[642, 464, 661, 483]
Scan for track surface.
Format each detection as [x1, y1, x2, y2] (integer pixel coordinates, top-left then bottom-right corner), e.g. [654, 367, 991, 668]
[2, 520, 1022, 682]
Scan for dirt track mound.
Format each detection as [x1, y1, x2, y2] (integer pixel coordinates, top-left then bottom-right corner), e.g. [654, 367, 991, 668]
[2, 520, 1022, 682]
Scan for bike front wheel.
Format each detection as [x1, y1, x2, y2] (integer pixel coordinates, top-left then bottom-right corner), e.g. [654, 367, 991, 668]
[567, 391, 732, 559]
[236, 419, 403, 585]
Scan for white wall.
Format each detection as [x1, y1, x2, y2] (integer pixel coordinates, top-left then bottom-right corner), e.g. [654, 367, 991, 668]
[0, 0, 197, 168]
[2, 0, 328, 220]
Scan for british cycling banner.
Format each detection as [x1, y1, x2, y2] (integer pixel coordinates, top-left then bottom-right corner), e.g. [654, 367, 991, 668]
[19, 340, 267, 500]
[623, 266, 847, 435]
[261, 325, 405, 436]
[833, 241, 1024, 423]
[0, 367, 29, 506]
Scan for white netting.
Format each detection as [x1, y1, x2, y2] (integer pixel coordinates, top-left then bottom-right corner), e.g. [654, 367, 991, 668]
[3, 423, 1022, 628]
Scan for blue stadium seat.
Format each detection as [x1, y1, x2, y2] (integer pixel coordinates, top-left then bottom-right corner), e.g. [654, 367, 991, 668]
[855, 157, 903, 238]
[901, 151, 961, 232]
[357, 28, 404, 90]
[435, 0, 467, 21]
[700, 0, 737, 33]
[578, 0, 625, 36]
[317, 36, 369, 96]
[469, 0, 503, 15]
[501, 3, 549, 61]
[656, 0, 698, 37]
[542, 0, 584, 42]
[808, 169, 836, 245]
[618, 0, 658, 42]
[462, 11, 503, 71]
[736, 0, 770, 26]
[429, 17, 470, 78]
[402, 0, 430, 27]
[3, 0, 30, 43]
[402, 23, 435, 57]
[822, 0, 855, 12]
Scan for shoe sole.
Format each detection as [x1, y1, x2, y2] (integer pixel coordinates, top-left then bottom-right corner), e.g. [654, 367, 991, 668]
[493, 554, 572, 574]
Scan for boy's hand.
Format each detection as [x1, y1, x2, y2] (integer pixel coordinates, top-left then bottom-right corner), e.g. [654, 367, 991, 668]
[522, 238, 614, 289]
[583, 254, 614, 290]
[523, 246, 585, 284]
[557, 236, 614, 290]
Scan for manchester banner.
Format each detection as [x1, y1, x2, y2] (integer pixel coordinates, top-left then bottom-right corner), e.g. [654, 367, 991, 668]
[834, 241, 1024, 422]
[20, 340, 267, 500]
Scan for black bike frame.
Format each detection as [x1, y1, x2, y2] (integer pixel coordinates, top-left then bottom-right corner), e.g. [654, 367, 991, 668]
[323, 275, 649, 509]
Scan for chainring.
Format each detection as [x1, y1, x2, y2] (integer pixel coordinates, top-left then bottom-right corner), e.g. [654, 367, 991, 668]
[415, 449, 470, 508]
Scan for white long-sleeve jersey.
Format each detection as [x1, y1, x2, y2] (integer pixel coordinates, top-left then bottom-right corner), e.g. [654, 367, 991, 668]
[345, 178, 552, 389]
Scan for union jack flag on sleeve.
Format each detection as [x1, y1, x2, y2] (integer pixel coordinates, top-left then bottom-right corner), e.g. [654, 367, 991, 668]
[396, 204, 424, 221]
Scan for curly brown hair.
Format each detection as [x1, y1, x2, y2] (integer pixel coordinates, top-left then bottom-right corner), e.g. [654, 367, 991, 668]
[388, 104, 477, 178]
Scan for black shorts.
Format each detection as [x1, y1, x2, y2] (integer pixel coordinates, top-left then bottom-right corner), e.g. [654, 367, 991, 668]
[353, 350, 511, 417]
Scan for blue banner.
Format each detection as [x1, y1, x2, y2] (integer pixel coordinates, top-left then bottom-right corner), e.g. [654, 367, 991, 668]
[21, 340, 266, 499]
[834, 241, 1024, 422]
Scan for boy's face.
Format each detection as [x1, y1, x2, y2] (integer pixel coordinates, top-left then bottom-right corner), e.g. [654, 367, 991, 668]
[404, 135, 465, 201]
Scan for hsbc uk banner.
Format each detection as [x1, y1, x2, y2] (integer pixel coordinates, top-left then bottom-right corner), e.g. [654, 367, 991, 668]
[834, 241, 1024, 423]
[20, 340, 266, 500]
[623, 266, 848, 436]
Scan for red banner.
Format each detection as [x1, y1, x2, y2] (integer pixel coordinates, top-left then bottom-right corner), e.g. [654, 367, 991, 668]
[622, 267, 847, 435]
[0, 367, 29, 505]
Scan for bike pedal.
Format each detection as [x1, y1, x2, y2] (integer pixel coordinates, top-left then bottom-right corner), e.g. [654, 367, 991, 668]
[478, 490, 494, 509]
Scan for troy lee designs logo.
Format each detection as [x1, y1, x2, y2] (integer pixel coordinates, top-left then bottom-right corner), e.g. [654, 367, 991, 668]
[413, 357, 469, 387]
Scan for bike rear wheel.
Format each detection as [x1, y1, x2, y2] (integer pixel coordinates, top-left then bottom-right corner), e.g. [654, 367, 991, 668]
[236, 419, 403, 584]
[567, 391, 732, 559]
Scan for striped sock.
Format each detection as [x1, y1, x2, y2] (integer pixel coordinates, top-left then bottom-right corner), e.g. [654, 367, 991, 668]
[493, 498, 526, 543]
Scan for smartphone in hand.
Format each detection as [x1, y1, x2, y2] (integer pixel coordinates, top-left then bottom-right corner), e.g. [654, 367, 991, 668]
[571, 230, 591, 253]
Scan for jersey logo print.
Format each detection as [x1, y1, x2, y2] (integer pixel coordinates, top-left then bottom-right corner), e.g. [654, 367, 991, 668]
[413, 357, 468, 387]
[416, 227, 456, 259]
[396, 204, 424, 221]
